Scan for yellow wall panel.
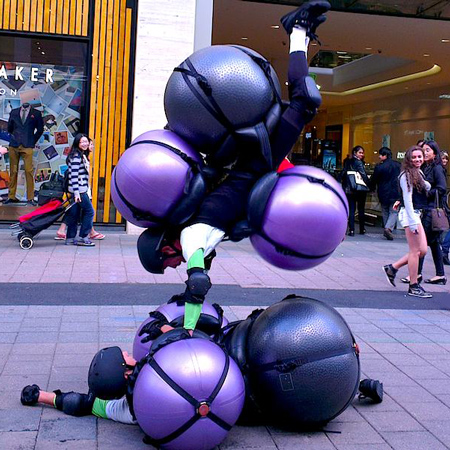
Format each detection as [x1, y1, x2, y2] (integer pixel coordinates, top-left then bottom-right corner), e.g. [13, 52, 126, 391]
[23, 0, 31, 30]
[29, 0, 38, 31]
[9, 0, 18, 30]
[3, 0, 11, 28]
[0, 0, 4, 29]
[0, 0, 134, 223]
[16, 0, 24, 30]
[36, 0, 44, 32]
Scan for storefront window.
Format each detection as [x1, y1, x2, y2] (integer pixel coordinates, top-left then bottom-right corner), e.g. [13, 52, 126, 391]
[0, 35, 87, 220]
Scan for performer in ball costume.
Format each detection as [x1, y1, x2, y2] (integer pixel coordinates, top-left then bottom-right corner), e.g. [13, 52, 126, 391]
[21, 347, 138, 424]
[138, 1, 331, 334]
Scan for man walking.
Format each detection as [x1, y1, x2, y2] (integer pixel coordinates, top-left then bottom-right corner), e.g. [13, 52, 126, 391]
[370, 147, 401, 240]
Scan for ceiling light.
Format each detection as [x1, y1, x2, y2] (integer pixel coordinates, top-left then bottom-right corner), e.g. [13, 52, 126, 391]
[285, 81, 289, 86]
[423, 53, 430, 57]
[336, 51, 347, 54]
[365, 47, 372, 50]
[439, 94, 450, 99]
[441, 39, 450, 43]
[404, 87, 409, 89]
[241, 37, 248, 40]
[311, 43, 317, 46]
[271, 25, 280, 29]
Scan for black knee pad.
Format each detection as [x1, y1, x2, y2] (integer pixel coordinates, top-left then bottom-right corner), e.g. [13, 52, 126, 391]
[185, 268, 212, 304]
[54, 391, 95, 417]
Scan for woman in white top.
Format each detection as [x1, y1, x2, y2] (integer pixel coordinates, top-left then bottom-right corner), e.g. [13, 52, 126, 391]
[383, 146, 432, 298]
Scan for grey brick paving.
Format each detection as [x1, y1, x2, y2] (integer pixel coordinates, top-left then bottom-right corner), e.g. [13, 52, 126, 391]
[0, 305, 448, 449]
[0, 229, 449, 448]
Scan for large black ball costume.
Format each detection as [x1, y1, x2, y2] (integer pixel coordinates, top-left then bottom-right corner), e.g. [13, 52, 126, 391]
[246, 295, 360, 428]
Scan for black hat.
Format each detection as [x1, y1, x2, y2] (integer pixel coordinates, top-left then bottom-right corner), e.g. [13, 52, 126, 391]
[88, 347, 128, 400]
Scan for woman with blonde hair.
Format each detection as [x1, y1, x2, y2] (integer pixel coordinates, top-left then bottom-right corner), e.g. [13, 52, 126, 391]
[383, 146, 432, 298]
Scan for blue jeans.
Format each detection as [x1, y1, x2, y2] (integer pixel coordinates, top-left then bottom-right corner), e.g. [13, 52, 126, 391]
[65, 193, 94, 239]
[381, 203, 398, 231]
[442, 230, 450, 255]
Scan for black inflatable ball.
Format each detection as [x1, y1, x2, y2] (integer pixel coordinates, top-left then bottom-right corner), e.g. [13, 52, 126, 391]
[221, 309, 265, 425]
[164, 45, 282, 165]
[247, 295, 360, 428]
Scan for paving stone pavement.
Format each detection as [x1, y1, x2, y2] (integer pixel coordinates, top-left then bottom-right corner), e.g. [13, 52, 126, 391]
[0, 228, 448, 294]
[0, 305, 449, 449]
[0, 227, 449, 449]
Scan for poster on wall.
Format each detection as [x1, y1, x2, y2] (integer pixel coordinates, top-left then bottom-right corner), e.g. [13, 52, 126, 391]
[0, 61, 85, 202]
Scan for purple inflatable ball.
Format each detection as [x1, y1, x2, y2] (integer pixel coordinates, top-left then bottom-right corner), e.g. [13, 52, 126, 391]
[110, 168, 157, 228]
[133, 337, 245, 450]
[133, 301, 229, 361]
[250, 166, 348, 271]
[111, 129, 203, 225]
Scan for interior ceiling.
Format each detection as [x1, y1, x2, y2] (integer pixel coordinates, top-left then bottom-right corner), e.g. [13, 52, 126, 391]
[212, 0, 450, 107]
[241, 0, 450, 19]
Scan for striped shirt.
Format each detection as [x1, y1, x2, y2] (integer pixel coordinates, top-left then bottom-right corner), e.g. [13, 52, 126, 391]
[68, 151, 90, 196]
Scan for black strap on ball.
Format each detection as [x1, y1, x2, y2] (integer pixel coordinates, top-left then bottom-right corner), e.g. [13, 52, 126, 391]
[174, 51, 281, 169]
[142, 351, 232, 446]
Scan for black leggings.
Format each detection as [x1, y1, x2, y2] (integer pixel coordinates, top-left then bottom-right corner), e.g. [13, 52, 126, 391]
[418, 210, 445, 277]
[192, 51, 309, 233]
[346, 192, 367, 233]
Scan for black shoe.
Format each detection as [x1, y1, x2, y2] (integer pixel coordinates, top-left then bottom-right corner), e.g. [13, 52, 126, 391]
[383, 229, 394, 240]
[358, 379, 383, 403]
[21, 384, 40, 406]
[3, 198, 20, 204]
[424, 276, 447, 285]
[443, 255, 450, 266]
[348, 230, 355, 236]
[281, 1, 331, 36]
[400, 274, 423, 284]
[383, 264, 397, 287]
[359, 229, 366, 235]
[407, 284, 432, 298]
[27, 200, 37, 206]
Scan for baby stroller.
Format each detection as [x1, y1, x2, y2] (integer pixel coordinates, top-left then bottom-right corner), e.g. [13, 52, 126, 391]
[10, 198, 74, 249]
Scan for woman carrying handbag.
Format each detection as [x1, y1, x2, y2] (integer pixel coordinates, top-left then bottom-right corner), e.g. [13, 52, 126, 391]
[416, 140, 447, 285]
[342, 145, 370, 236]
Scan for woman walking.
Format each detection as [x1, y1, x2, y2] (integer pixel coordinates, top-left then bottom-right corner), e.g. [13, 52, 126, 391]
[342, 145, 370, 236]
[65, 133, 96, 246]
[383, 146, 432, 298]
[417, 140, 447, 284]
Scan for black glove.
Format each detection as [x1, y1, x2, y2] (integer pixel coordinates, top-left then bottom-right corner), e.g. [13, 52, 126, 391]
[138, 311, 169, 343]
[21, 384, 40, 406]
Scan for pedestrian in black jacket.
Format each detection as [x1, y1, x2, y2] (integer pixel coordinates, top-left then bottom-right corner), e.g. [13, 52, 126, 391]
[342, 145, 370, 236]
[5, 103, 44, 205]
[370, 147, 401, 240]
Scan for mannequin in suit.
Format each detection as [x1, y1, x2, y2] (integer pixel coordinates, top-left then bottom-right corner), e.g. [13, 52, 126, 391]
[5, 102, 44, 205]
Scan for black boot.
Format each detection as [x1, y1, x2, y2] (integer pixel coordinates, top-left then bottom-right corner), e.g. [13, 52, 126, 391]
[281, 0, 331, 37]
[21, 384, 40, 406]
[358, 379, 383, 403]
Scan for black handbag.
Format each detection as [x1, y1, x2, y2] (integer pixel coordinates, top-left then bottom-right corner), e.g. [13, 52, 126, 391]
[345, 170, 369, 193]
[37, 171, 65, 205]
[431, 191, 449, 232]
